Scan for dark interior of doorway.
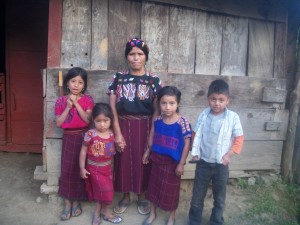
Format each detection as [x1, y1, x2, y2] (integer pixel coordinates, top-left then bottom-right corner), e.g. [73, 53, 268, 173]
[0, 0, 5, 73]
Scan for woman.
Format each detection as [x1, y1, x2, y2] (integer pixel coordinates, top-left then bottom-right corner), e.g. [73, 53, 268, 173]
[107, 38, 162, 215]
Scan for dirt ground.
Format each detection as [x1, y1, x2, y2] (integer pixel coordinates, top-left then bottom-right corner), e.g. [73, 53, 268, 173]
[0, 152, 249, 225]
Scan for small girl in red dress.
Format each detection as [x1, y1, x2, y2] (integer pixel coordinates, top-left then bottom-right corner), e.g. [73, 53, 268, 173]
[79, 103, 123, 225]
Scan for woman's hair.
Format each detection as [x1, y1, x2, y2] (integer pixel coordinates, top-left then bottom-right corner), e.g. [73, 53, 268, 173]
[92, 103, 114, 123]
[207, 79, 229, 97]
[125, 38, 149, 61]
[63, 67, 88, 94]
[157, 86, 181, 112]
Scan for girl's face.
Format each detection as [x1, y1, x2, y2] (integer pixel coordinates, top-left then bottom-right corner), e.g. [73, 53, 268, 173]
[93, 114, 111, 133]
[208, 93, 229, 115]
[159, 95, 178, 117]
[67, 75, 85, 95]
[127, 47, 146, 73]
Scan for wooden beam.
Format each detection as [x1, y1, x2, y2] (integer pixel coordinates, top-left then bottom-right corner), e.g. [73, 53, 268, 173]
[47, 0, 62, 67]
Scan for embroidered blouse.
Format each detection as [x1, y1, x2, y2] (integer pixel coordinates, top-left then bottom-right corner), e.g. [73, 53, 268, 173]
[54, 94, 94, 129]
[83, 129, 115, 162]
[151, 115, 192, 162]
[107, 71, 162, 115]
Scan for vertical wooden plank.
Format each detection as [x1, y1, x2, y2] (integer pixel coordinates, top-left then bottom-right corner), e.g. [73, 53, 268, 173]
[61, 0, 91, 68]
[195, 12, 223, 75]
[248, 20, 275, 78]
[221, 17, 248, 76]
[91, 0, 108, 70]
[168, 6, 196, 74]
[47, 0, 62, 68]
[142, 2, 169, 73]
[274, 22, 286, 78]
[108, 0, 141, 71]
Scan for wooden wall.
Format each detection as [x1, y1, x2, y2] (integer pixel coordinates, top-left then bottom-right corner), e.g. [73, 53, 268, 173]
[59, 0, 287, 79]
[42, 0, 289, 185]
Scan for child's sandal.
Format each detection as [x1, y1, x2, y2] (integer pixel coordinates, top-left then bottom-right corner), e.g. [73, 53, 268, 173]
[71, 203, 82, 217]
[61, 209, 71, 220]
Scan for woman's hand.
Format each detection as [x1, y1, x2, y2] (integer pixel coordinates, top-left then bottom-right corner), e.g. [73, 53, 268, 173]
[115, 133, 126, 152]
[142, 148, 151, 164]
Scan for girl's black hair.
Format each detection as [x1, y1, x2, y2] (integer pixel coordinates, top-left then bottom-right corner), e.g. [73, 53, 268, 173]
[92, 103, 114, 124]
[157, 86, 181, 113]
[63, 67, 88, 94]
[207, 79, 229, 97]
[125, 38, 149, 61]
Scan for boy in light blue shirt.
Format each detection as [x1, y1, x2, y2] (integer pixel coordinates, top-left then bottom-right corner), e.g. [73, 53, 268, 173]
[189, 79, 244, 225]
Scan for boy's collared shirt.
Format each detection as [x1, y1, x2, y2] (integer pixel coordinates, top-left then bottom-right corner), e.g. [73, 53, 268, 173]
[192, 107, 243, 164]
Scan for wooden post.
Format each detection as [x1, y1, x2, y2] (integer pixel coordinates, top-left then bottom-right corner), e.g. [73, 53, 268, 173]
[282, 0, 300, 182]
[58, 70, 63, 96]
[282, 73, 300, 181]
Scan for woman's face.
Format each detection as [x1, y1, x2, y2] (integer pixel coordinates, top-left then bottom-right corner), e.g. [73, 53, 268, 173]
[127, 46, 146, 73]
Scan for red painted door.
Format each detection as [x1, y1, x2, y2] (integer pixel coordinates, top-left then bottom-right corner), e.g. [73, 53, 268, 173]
[3, 0, 48, 152]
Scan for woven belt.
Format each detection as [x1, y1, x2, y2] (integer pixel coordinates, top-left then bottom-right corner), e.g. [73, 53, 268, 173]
[119, 114, 151, 120]
[87, 159, 111, 167]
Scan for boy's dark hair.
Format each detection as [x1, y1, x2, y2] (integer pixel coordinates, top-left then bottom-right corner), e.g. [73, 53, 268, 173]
[157, 86, 181, 112]
[207, 79, 229, 97]
[125, 38, 149, 61]
[92, 103, 114, 123]
[63, 67, 88, 94]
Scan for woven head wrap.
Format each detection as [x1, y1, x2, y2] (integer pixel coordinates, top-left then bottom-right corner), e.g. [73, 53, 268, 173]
[125, 38, 149, 61]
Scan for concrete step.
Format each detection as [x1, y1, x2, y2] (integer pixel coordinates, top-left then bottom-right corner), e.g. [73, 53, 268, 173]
[34, 165, 47, 181]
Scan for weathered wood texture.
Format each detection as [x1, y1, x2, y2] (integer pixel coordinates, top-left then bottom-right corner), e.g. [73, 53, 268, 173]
[221, 17, 248, 76]
[248, 20, 274, 78]
[151, 0, 287, 22]
[195, 12, 222, 75]
[91, 0, 108, 70]
[141, 2, 169, 72]
[58, 0, 287, 79]
[107, 0, 141, 71]
[61, 0, 91, 68]
[168, 7, 196, 73]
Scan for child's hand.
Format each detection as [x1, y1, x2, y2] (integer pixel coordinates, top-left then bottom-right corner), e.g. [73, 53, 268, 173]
[80, 168, 90, 179]
[67, 98, 73, 109]
[175, 163, 184, 176]
[192, 155, 199, 161]
[69, 94, 78, 105]
[221, 153, 231, 165]
[142, 149, 151, 164]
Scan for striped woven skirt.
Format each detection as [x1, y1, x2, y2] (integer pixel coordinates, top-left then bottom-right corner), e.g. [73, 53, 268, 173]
[58, 129, 87, 200]
[113, 114, 152, 194]
[147, 153, 180, 211]
[85, 160, 114, 204]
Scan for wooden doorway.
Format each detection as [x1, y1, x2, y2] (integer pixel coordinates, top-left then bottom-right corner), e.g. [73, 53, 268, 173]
[0, 0, 49, 153]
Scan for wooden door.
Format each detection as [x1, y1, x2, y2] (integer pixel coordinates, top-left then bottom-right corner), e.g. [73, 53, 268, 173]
[3, 0, 48, 152]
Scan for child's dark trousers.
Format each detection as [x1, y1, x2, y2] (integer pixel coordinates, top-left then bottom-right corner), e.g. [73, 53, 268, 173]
[189, 159, 229, 225]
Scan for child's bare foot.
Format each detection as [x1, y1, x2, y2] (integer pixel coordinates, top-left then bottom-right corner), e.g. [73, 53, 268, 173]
[167, 218, 175, 225]
[92, 213, 101, 225]
[142, 213, 156, 225]
[167, 210, 176, 225]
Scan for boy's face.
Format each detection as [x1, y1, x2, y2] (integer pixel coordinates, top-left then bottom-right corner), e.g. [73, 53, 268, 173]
[208, 93, 229, 115]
